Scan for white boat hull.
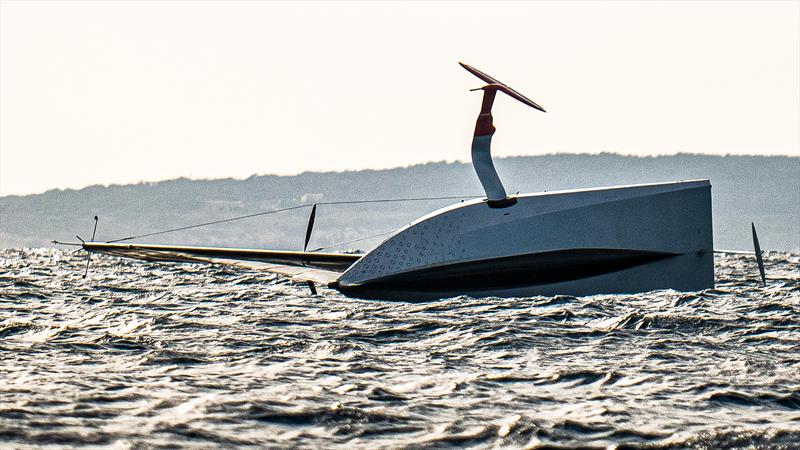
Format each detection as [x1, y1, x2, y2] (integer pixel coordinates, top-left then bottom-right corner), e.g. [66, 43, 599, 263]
[336, 180, 714, 300]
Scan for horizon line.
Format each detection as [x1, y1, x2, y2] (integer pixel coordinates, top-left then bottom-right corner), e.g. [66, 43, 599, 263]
[2, 150, 799, 198]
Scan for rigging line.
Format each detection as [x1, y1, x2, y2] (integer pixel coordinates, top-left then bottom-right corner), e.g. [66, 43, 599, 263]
[105, 195, 480, 243]
[312, 230, 396, 251]
[317, 195, 479, 206]
[51, 240, 83, 247]
[106, 204, 311, 243]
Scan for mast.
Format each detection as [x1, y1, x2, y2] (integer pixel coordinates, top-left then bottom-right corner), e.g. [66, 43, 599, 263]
[460, 62, 546, 208]
[471, 86, 510, 207]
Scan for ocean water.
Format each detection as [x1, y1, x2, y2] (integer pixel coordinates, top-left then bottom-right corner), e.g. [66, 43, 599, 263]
[1, 248, 799, 449]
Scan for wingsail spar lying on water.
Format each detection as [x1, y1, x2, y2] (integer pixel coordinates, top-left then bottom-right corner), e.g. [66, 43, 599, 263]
[70, 62, 722, 300]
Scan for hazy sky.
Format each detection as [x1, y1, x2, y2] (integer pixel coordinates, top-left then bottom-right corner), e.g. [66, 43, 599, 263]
[1, 1, 798, 196]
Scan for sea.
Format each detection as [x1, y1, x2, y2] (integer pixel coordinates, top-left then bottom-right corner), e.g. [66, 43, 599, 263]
[1, 248, 799, 449]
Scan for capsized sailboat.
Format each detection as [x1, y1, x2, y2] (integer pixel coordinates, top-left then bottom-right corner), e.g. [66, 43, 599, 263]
[78, 63, 715, 300]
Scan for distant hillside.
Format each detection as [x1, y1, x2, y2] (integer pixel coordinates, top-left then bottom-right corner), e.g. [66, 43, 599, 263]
[1, 154, 798, 252]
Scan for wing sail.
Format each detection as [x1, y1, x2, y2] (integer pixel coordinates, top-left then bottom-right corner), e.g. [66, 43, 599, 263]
[82, 242, 360, 285]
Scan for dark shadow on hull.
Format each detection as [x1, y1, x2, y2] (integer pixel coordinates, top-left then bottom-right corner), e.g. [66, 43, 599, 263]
[335, 248, 679, 301]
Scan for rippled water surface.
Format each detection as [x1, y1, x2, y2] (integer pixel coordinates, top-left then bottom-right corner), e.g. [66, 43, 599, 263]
[1, 249, 799, 448]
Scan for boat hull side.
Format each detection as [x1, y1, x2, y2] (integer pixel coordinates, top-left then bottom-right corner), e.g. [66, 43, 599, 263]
[337, 180, 714, 300]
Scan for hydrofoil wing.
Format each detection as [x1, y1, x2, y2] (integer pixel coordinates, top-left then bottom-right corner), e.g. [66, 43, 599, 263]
[82, 242, 360, 285]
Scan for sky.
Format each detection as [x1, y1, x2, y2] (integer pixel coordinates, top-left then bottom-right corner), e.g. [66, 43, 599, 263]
[1, 1, 798, 196]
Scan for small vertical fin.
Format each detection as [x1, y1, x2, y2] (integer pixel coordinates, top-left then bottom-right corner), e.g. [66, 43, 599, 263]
[83, 216, 99, 279]
[91, 216, 98, 241]
[304, 204, 317, 253]
[751, 222, 766, 286]
[83, 254, 92, 278]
